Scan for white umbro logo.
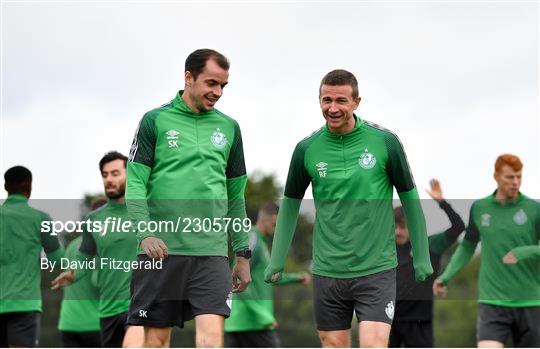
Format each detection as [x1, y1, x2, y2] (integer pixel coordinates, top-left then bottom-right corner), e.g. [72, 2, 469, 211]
[139, 310, 148, 318]
[166, 130, 179, 148]
[316, 162, 328, 178]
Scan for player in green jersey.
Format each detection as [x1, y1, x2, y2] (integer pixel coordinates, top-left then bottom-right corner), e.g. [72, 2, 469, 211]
[265, 69, 432, 347]
[126, 49, 251, 347]
[434, 154, 540, 347]
[225, 202, 311, 347]
[52, 151, 144, 347]
[0, 166, 63, 347]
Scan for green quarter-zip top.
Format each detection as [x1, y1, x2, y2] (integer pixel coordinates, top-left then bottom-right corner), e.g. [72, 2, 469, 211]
[266, 116, 432, 281]
[0, 194, 63, 313]
[440, 193, 540, 307]
[126, 91, 249, 256]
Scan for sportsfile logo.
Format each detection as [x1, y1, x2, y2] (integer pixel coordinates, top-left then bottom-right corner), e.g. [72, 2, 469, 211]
[316, 162, 328, 178]
[166, 130, 180, 148]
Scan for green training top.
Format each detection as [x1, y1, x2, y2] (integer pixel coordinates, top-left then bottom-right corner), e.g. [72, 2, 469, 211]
[58, 236, 100, 332]
[440, 192, 540, 307]
[78, 200, 137, 317]
[266, 116, 432, 280]
[0, 194, 63, 313]
[225, 227, 303, 332]
[126, 91, 249, 256]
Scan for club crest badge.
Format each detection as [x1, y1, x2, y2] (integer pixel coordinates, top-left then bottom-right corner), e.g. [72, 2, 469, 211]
[359, 148, 376, 169]
[481, 213, 491, 227]
[513, 209, 527, 225]
[385, 301, 394, 320]
[211, 128, 228, 149]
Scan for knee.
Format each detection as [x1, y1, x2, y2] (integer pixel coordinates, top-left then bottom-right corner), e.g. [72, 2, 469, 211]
[361, 335, 389, 348]
[144, 334, 169, 348]
[320, 333, 350, 348]
[196, 329, 223, 348]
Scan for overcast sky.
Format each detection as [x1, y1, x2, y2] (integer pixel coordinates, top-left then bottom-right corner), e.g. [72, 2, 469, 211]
[2, 1, 539, 210]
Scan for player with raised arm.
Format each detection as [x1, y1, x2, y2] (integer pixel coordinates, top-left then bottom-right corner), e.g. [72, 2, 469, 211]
[390, 179, 465, 347]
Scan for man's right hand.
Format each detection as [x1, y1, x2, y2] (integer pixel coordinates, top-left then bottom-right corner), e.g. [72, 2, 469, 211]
[432, 278, 447, 297]
[141, 237, 169, 259]
[51, 270, 75, 290]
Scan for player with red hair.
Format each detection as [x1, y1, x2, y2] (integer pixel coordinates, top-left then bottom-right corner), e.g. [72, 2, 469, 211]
[433, 154, 539, 347]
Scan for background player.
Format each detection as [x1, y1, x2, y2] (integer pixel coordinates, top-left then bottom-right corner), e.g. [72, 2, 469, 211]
[390, 179, 465, 347]
[434, 154, 540, 347]
[125, 49, 251, 347]
[0, 166, 64, 347]
[265, 69, 433, 347]
[225, 202, 311, 347]
[52, 151, 143, 347]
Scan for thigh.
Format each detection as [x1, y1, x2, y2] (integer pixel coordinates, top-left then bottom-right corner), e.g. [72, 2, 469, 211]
[100, 312, 128, 348]
[352, 268, 396, 325]
[358, 321, 391, 347]
[477, 304, 512, 344]
[313, 275, 354, 331]
[127, 255, 191, 328]
[188, 256, 233, 318]
[5, 311, 40, 347]
[513, 306, 540, 348]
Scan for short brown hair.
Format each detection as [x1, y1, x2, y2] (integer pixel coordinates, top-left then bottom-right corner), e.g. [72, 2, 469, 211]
[494, 154, 523, 174]
[319, 69, 359, 99]
[185, 49, 230, 80]
[393, 206, 405, 226]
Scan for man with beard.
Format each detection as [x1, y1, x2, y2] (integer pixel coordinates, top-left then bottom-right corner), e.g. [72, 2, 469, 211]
[434, 154, 540, 347]
[52, 151, 143, 347]
[0, 166, 63, 347]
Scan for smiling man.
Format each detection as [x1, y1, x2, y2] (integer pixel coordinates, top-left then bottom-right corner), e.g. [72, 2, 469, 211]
[265, 69, 432, 347]
[125, 49, 251, 348]
[434, 154, 540, 348]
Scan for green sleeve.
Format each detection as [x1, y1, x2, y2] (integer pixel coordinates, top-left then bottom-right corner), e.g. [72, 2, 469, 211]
[226, 122, 249, 252]
[72, 250, 94, 283]
[40, 213, 63, 263]
[428, 232, 450, 256]
[265, 143, 311, 283]
[399, 188, 433, 281]
[275, 272, 304, 285]
[264, 197, 302, 283]
[511, 246, 540, 261]
[126, 112, 157, 244]
[439, 239, 477, 285]
[227, 176, 249, 252]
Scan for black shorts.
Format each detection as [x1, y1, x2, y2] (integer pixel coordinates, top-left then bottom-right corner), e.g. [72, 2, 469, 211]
[313, 268, 396, 331]
[225, 330, 281, 348]
[477, 304, 540, 347]
[389, 321, 433, 348]
[100, 312, 128, 348]
[127, 255, 232, 328]
[0, 311, 40, 347]
[61, 330, 101, 348]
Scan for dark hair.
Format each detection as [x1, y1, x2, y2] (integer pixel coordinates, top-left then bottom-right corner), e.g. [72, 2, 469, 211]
[185, 49, 230, 81]
[4, 166, 32, 194]
[260, 201, 279, 216]
[319, 69, 359, 99]
[99, 151, 127, 172]
[393, 206, 405, 226]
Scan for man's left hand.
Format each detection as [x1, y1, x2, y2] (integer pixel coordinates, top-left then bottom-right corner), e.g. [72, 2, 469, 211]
[502, 251, 518, 264]
[232, 257, 251, 293]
